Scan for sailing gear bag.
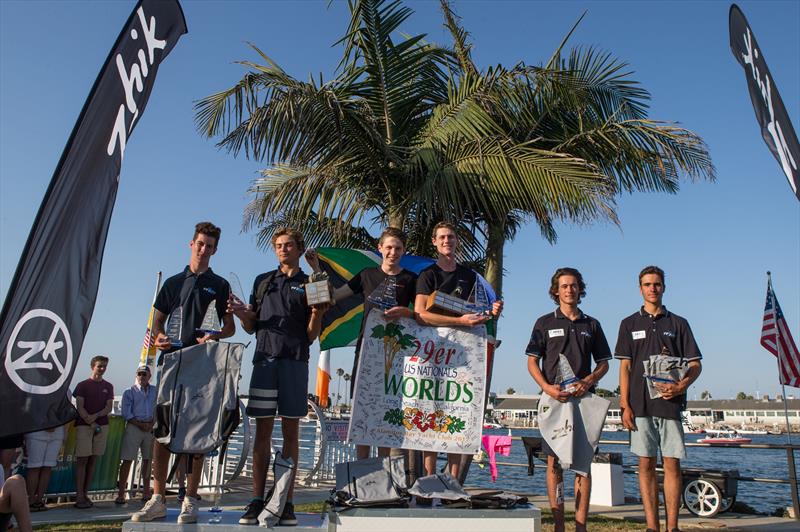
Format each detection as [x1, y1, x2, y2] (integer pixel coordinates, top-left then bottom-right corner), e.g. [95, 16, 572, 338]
[332, 456, 409, 508]
[258, 451, 295, 527]
[154, 341, 244, 454]
[408, 472, 469, 501]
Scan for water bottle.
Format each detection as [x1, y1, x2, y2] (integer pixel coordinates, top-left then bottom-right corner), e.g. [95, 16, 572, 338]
[208, 491, 223, 524]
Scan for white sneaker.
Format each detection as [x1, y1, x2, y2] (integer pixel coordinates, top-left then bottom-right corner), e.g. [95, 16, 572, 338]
[177, 496, 199, 524]
[131, 494, 167, 522]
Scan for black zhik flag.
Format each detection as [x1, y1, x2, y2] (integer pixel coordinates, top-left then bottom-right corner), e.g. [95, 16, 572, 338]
[0, 0, 187, 437]
[729, 4, 800, 202]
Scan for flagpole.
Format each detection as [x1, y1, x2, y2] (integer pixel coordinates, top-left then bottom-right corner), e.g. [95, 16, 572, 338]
[770, 272, 794, 445]
[139, 271, 162, 370]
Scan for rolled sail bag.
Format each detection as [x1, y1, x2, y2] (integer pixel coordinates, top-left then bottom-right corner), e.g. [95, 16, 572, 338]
[154, 341, 244, 455]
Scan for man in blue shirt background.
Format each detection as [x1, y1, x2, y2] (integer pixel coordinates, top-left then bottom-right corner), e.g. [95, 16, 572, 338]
[116, 365, 157, 504]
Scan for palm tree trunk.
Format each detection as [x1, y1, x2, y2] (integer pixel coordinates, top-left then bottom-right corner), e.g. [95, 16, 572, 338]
[483, 218, 506, 296]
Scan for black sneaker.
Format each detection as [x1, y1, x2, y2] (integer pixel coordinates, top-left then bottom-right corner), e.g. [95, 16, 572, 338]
[238, 499, 265, 525]
[278, 501, 297, 526]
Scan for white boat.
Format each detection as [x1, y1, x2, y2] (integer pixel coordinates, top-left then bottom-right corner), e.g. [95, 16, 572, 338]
[704, 427, 735, 435]
[482, 422, 502, 429]
[602, 424, 621, 432]
[737, 426, 768, 435]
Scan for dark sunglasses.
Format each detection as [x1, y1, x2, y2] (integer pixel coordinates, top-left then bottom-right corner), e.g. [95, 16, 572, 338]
[137, 372, 150, 377]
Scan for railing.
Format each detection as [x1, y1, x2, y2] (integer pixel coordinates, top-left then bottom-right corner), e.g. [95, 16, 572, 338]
[481, 436, 800, 520]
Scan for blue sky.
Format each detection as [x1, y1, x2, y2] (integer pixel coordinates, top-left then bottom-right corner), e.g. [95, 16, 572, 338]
[1, 1, 798, 401]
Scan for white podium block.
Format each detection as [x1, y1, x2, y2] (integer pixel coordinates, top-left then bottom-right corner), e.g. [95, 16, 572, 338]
[589, 462, 625, 506]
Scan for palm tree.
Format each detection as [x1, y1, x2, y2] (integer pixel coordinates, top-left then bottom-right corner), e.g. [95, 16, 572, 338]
[196, 0, 713, 295]
[343, 373, 351, 406]
[195, 0, 618, 268]
[336, 368, 344, 406]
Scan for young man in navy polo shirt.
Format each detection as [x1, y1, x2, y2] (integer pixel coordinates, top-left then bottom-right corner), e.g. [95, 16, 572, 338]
[615, 266, 702, 532]
[526, 267, 611, 532]
[230, 228, 328, 526]
[132, 222, 235, 524]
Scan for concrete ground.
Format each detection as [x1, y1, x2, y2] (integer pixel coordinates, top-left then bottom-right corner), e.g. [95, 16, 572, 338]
[25, 485, 799, 531]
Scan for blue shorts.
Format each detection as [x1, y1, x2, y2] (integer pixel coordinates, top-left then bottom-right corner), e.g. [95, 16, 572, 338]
[630, 416, 686, 459]
[245, 357, 308, 419]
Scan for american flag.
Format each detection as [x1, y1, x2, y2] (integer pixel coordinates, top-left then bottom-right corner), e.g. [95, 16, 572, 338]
[761, 279, 800, 387]
[142, 327, 155, 352]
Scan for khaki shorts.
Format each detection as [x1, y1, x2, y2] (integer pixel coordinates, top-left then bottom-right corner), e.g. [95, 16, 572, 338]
[631, 416, 686, 459]
[75, 424, 109, 458]
[120, 424, 154, 461]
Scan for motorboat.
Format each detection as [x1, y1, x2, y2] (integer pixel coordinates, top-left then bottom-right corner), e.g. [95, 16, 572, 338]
[602, 424, 622, 432]
[483, 422, 502, 429]
[698, 432, 752, 444]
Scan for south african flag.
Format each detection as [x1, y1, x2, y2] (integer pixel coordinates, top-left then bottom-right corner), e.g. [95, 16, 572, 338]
[315, 248, 496, 350]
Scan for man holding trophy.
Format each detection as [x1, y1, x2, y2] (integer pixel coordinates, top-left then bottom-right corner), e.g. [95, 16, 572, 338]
[526, 267, 611, 532]
[228, 228, 328, 526]
[414, 222, 503, 484]
[615, 266, 702, 532]
[132, 222, 235, 524]
[305, 227, 417, 460]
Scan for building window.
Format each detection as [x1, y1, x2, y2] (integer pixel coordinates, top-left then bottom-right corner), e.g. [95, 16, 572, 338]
[745, 411, 755, 417]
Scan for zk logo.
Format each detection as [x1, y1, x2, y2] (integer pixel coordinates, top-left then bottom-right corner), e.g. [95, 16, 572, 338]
[5, 309, 72, 394]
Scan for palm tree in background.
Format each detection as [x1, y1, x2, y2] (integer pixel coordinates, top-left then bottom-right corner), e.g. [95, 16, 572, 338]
[343, 373, 351, 406]
[336, 368, 344, 407]
[196, 0, 714, 294]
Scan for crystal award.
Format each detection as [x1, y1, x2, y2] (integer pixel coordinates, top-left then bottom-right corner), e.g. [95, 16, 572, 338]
[229, 272, 248, 307]
[556, 354, 580, 393]
[467, 279, 493, 316]
[165, 307, 184, 348]
[196, 301, 222, 335]
[367, 275, 398, 310]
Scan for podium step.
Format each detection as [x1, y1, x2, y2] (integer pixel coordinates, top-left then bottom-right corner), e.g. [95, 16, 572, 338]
[122, 509, 329, 531]
[332, 505, 541, 532]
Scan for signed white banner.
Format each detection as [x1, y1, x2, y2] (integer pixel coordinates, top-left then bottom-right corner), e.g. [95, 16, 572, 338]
[348, 310, 487, 453]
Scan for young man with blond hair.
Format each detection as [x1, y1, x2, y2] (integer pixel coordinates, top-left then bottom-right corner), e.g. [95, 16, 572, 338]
[230, 228, 328, 526]
[616, 266, 702, 532]
[132, 222, 235, 524]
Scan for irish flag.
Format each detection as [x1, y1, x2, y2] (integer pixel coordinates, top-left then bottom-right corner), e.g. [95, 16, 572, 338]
[315, 350, 331, 408]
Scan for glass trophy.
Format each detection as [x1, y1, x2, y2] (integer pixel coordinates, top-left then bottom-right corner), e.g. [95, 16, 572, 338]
[229, 272, 249, 308]
[305, 271, 332, 305]
[165, 307, 184, 348]
[467, 280, 493, 316]
[367, 275, 398, 310]
[556, 354, 580, 393]
[196, 300, 223, 335]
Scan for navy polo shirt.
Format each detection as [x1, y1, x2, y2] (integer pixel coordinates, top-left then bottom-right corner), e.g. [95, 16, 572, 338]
[250, 268, 312, 363]
[614, 307, 701, 420]
[154, 266, 230, 356]
[526, 308, 612, 387]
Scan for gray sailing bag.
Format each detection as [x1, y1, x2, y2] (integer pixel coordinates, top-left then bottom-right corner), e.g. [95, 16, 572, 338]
[333, 456, 409, 508]
[154, 341, 244, 454]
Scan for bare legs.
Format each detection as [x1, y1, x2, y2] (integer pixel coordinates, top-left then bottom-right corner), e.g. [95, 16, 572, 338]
[546, 455, 592, 532]
[251, 417, 301, 501]
[0, 475, 32, 532]
[74, 456, 97, 505]
[25, 467, 52, 506]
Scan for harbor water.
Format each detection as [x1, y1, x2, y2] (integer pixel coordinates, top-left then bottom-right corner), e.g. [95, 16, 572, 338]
[470, 428, 797, 514]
